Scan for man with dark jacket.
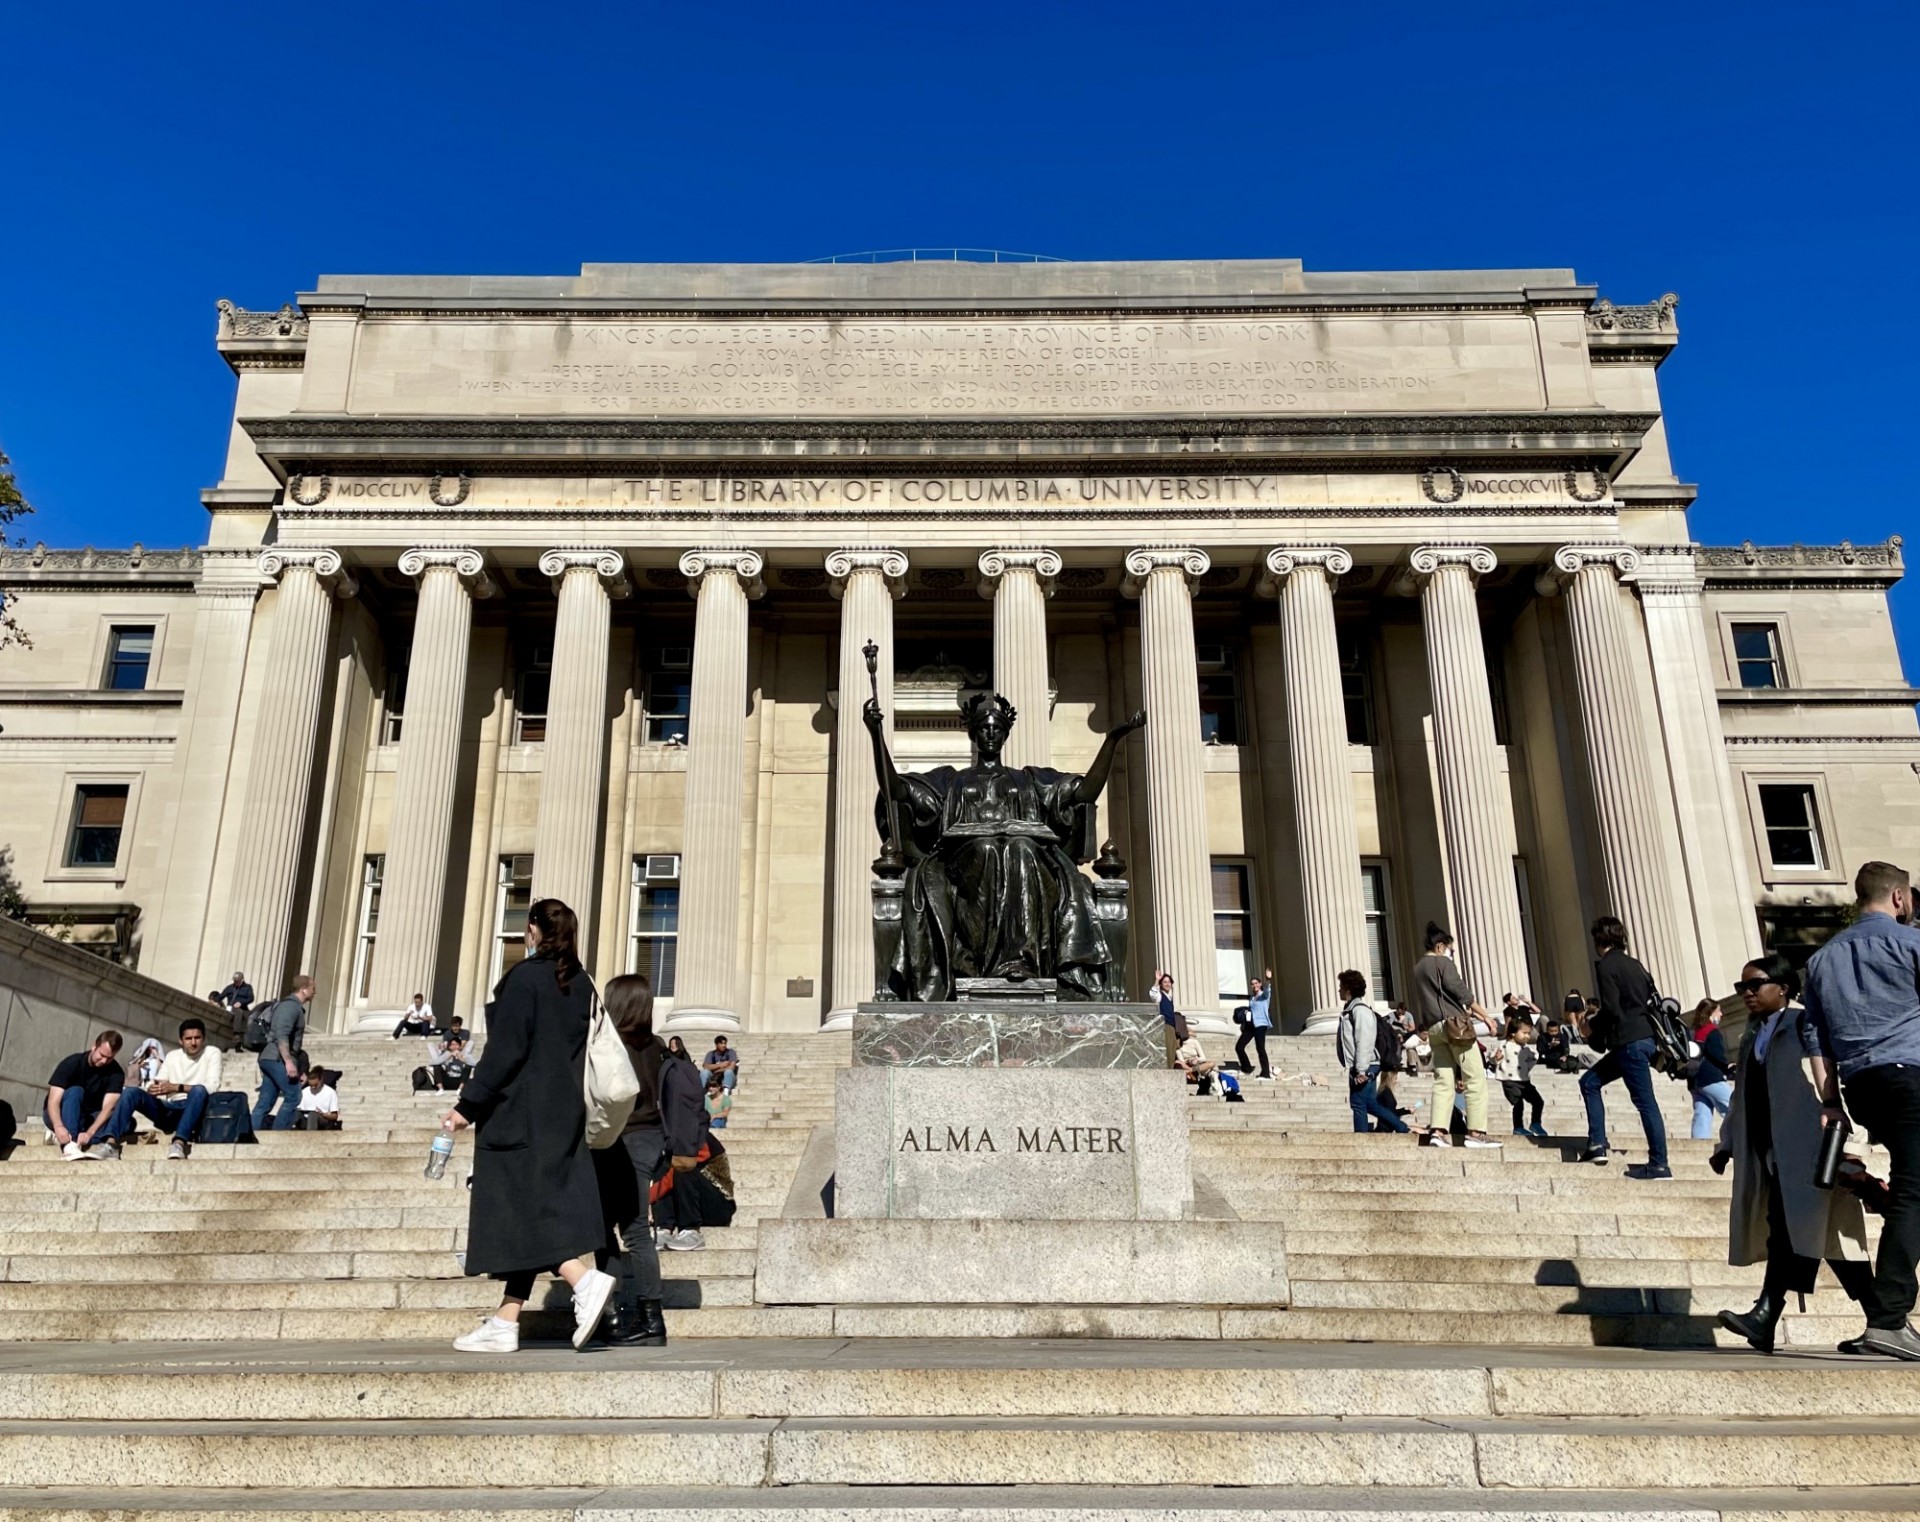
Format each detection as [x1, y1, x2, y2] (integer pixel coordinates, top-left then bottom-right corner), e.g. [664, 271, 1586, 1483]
[658, 1039, 711, 1251]
[1577, 916, 1670, 1178]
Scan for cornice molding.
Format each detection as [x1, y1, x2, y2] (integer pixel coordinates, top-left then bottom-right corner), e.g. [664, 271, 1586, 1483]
[537, 548, 629, 598]
[679, 549, 766, 600]
[977, 547, 1062, 599]
[824, 548, 909, 600]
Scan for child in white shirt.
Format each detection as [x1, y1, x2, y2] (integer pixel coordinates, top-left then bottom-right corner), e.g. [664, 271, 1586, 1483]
[1491, 1018, 1546, 1138]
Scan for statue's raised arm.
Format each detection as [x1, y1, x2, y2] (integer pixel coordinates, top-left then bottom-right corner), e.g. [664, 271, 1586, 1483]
[1072, 710, 1146, 807]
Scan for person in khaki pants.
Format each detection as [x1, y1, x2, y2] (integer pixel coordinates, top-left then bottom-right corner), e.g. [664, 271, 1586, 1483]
[1411, 922, 1502, 1150]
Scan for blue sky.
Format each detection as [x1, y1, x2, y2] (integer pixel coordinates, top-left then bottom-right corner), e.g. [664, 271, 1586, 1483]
[4, 0, 1915, 672]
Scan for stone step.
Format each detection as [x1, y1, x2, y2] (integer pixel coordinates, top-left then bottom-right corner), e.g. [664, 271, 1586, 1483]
[1286, 1253, 1767, 1288]
[0, 1413, 1912, 1489]
[0, 1247, 759, 1282]
[0, 1274, 753, 1315]
[1280, 1230, 1733, 1259]
[5, 1483, 1918, 1522]
[1286, 1278, 1860, 1316]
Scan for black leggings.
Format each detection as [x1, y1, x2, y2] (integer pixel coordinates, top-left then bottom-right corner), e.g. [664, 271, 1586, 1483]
[500, 1266, 566, 1302]
[1235, 1025, 1270, 1078]
[1503, 1080, 1544, 1130]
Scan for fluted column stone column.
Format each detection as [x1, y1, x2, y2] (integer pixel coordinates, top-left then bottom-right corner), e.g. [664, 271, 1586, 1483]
[533, 550, 628, 947]
[823, 549, 908, 1028]
[977, 548, 1059, 769]
[1124, 548, 1223, 1028]
[1264, 547, 1371, 1027]
[666, 549, 763, 1032]
[1546, 545, 1691, 994]
[370, 548, 493, 1012]
[1409, 545, 1531, 1006]
[221, 548, 357, 997]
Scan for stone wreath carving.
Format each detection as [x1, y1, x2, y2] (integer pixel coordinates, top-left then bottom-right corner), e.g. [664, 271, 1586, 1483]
[1418, 466, 1465, 505]
[1565, 468, 1609, 504]
[287, 475, 331, 506]
[428, 473, 471, 507]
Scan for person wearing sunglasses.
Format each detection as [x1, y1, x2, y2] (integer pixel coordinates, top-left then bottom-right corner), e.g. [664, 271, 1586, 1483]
[1803, 860, 1920, 1360]
[1714, 951, 1873, 1353]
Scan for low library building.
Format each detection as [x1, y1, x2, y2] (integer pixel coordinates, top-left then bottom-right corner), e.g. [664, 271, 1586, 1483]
[2, 258, 1915, 1035]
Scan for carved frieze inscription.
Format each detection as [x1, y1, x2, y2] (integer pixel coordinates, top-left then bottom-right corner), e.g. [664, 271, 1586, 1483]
[347, 314, 1550, 418]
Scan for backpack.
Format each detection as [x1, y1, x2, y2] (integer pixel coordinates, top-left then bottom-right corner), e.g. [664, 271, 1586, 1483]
[1374, 1013, 1405, 1073]
[1215, 1070, 1243, 1101]
[240, 1003, 278, 1053]
[1645, 993, 1697, 1079]
[581, 978, 640, 1149]
[199, 1092, 256, 1145]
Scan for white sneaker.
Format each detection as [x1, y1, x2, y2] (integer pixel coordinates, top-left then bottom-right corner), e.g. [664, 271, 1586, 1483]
[1462, 1135, 1503, 1149]
[664, 1229, 706, 1252]
[167, 1139, 189, 1161]
[453, 1317, 519, 1353]
[570, 1268, 617, 1349]
[62, 1141, 91, 1161]
[89, 1140, 121, 1161]
[1423, 1132, 1452, 1148]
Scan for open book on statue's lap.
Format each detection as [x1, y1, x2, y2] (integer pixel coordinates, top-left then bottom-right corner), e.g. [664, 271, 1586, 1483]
[938, 822, 1058, 841]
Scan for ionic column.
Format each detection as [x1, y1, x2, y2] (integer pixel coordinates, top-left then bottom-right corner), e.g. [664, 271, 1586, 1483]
[1635, 553, 1763, 984]
[533, 550, 628, 945]
[666, 549, 764, 1032]
[977, 548, 1060, 769]
[1263, 547, 1371, 1019]
[1545, 545, 1691, 993]
[221, 548, 357, 995]
[1408, 545, 1530, 1005]
[824, 548, 908, 1027]
[1124, 548, 1221, 1025]
[370, 548, 494, 1012]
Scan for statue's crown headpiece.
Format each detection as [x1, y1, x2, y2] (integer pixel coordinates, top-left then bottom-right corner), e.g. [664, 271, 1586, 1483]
[959, 689, 1018, 728]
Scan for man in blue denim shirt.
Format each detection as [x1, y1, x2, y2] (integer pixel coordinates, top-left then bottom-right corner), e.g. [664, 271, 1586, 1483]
[1805, 861, 1920, 1360]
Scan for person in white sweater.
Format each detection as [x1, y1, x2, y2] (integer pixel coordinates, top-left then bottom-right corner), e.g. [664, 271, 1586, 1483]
[94, 1018, 224, 1161]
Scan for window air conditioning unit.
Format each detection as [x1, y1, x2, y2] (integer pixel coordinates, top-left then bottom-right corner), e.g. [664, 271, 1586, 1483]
[509, 854, 535, 885]
[1196, 645, 1230, 670]
[644, 853, 682, 882]
[659, 648, 692, 671]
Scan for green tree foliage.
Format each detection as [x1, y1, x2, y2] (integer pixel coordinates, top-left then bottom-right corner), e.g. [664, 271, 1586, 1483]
[0, 445, 35, 649]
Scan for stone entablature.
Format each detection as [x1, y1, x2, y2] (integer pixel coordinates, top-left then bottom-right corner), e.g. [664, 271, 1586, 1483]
[0, 545, 201, 588]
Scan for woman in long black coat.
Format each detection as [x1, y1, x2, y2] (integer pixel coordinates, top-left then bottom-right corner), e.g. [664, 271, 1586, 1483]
[440, 898, 615, 1353]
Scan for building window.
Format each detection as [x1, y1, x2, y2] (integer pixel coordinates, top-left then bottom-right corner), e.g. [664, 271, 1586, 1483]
[381, 661, 408, 745]
[66, 784, 129, 867]
[644, 650, 693, 744]
[1360, 862, 1394, 1001]
[102, 627, 154, 691]
[1339, 629, 1375, 745]
[1758, 784, 1825, 870]
[491, 854, 535, 985]
[1733, 623, 1784, 689]
[514, 644, 553, 744]
[352, 856, 384, 1000]
[629, 854, 681, 995]
[1197, 647, 1241, 746]
[1211, 860, 1254, 997]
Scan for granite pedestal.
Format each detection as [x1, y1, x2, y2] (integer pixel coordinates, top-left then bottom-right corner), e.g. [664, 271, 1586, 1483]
[755, 1003, 1289, 1312]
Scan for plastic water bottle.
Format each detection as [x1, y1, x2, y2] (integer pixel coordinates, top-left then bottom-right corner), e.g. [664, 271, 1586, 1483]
[425, 1129, 455, 1180]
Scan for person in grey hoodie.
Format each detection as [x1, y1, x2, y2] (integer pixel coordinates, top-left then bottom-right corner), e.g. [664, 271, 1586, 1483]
[1338, 970, 1408, 1134]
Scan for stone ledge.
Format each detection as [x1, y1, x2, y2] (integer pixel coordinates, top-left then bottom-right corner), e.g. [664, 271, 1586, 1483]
[754, 1218, 1288, 1308]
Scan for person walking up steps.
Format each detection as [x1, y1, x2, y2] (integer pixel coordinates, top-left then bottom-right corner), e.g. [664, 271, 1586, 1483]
[592, 972, 669, 1347]
[1338, 970, 1408, 1134]
[1714, 951, 1875, 1353]
[1410, 923, 1500, 1149]
[1494, 1015, 1548, 1138]
[443, 898, 616, 1354]
[1576, 916, 1671, 1179]
[1804, 860, 1920, 1361]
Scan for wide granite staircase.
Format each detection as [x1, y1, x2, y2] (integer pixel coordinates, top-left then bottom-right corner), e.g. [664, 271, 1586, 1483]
[0, 1025, 1913, 1519]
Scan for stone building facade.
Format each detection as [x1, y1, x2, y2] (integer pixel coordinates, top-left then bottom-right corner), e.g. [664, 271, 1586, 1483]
[1, 259, 1915, 1035]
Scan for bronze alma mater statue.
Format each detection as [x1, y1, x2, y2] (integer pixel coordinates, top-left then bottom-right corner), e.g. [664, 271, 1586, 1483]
[862, 683, 1146, 1001]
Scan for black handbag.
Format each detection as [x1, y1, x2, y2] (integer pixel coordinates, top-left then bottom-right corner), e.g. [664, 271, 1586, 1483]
[198, 1091, 256, 1145]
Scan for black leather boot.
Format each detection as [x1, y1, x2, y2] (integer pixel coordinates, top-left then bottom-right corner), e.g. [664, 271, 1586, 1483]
[1718, 1293, 1784, 1352]
[608, 1299, 667, 1347]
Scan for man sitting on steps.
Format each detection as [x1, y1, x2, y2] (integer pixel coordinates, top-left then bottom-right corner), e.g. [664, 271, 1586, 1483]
[702, 1035, 739, 1092]
[93, 1017, 223, 1161]
[45, 1032, 125, 1160]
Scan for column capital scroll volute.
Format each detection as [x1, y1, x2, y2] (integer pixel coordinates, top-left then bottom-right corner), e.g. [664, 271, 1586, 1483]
[538, 548, 630, 599]
[679, 548, 766, 600]
[397, 546, 496, 599]
[1536, 543, 1642, 598]
[1395, 543, 1496, 596]
[825, 548, 909, 601]
[1121, 546, 1210, 597]
[1258, 545, 1353, 596]
[258, 546, 358, 600]
[977, 547, 1062, 599]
